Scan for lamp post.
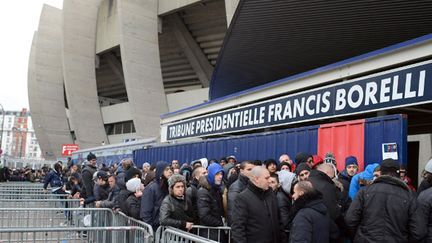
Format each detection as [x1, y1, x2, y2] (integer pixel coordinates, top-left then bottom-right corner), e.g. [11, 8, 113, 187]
[0, 103, 4, 156]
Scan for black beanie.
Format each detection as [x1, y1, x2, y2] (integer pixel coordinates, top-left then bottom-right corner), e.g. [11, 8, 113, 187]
[295, 163, 311, 176]
[87, 152, 96, 161]
[380, 159, 399, 175]
[295, 152, 311, 165]
[125, 167, 142, 182]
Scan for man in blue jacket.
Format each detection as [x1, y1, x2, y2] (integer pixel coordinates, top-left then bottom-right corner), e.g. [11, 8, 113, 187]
[43, 162, 65, 194]
[348, 163, 379, 200]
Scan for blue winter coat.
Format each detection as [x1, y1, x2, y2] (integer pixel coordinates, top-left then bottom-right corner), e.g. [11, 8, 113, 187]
[43, 170, 63, 190]
[348, 163, 379, 200]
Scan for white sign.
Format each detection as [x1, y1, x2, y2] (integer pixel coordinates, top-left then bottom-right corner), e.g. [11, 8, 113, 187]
[382, 143, 398, 160]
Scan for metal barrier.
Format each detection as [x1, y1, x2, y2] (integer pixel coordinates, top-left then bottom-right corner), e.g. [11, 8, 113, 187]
[0, 208, 114, 228]
[0, 193, 69, 199]
[116, 212, 154, 242]
[0, 226, 150, 243]
[160, 227, 219, 243]
[193, 225, 231, 243]
[0, 199, 81, 208]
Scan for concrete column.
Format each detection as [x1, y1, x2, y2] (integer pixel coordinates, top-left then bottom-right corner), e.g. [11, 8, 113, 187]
[225, 0, 240, 27]
[62, 0, 109, 148]
[28, 32, 51, 159]
[408, 134, 432, 183]
[33, 5, 73, 159]
[117, 0, 168, 139]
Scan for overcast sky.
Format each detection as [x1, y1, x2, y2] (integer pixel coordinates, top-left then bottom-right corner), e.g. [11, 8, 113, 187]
[0, 0, 63, 112]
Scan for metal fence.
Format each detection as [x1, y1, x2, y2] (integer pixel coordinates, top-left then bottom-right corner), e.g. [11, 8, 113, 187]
[0, 226, 150, 243]
[0, 198, 81, 208]
[156, 225, 230, 243]
[160, 227, 219, 243]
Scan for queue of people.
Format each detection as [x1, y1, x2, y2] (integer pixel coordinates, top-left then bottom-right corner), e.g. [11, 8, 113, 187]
[40, 151, 432, 243]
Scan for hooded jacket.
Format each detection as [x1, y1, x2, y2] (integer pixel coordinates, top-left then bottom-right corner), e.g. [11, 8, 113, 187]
[43, 169, 63, 190]
[231, 181, 280, 243]
[346, 175, 426, 242]
[289, 191, 339, 243]
[277, 171, 296, 236]
[348, 163, 379, 200]
[140, 161, 169, 230]
[197, 163, 227, 242]
[81, 164, 97, 198]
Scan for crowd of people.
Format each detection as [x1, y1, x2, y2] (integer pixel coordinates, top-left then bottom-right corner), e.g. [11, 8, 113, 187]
[40, 151, 432, 242]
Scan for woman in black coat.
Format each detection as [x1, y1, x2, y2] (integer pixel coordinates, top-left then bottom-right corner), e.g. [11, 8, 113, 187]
[124, 178, 143, 219]
[159, 174, 195, 231]
[288, 181, 339, 243]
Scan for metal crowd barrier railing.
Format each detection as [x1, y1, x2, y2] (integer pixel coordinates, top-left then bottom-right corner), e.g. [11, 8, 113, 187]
[160, 227, 219, 243]
[0, 193, 70, 199]
[155, 225, 231, 243]
[116, 212, 154, 242]
[0, 208, 114, 228]
[0, 198, 81, 208]
[0, 226, 149, 243]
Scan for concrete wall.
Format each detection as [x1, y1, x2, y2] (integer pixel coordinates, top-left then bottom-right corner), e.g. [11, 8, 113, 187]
[96, 0, 120, 53]
[117, 0, 168, 139]
[62, 0, 109, 149]
[33, 5, 73, 159]
[158, 0, 201, 15]
[167, 88, 209, 112]
[225, 0, 240, 27]
[108, 133, 139, 144]
[101, 102, 132, 124]
[27, 32, 50, 159]
[408, 134, 432, 183]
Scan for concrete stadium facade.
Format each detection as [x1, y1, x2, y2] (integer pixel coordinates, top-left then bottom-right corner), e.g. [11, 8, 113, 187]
[28, 0, 237, 159]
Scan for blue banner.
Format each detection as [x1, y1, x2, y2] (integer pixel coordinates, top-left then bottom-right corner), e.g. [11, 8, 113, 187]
[164, 61, 432, 141]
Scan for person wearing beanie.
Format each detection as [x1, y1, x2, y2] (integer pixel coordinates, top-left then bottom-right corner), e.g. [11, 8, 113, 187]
[295, 163, 311, 181]
[81, 152, 97, 200]
[279, 154, 296, 172]
[265, 159, 278, 174]
[338, 156, 359, 199]
[140, 161, 173, 230]
[197, 163, 227, 242]
[124, 178, 143, 219]
[159, 174, 195, 231]
[346, 159, 426, 242]
[418, 158, 432, 194]
[295, 152, 314, 168]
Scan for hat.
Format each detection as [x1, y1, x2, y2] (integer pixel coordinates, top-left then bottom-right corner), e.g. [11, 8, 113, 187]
[168, 174, 186, 190]
[380, 159, 400, 175]
[295, 163, 311, 176]
[324, 152, 336, 165]
[425, 159, 432, 173]
[226, 155, 236, 161]
[97, 171, 109, 181]
[312, 155, 324, 168]
[126, 178, 142, 192]
[345, 156, 358, 167]
[295, 152, 311, 165]
[125, 167, 142, 182]
[87, 153, 96, 161]
[142, 162, 150, 168]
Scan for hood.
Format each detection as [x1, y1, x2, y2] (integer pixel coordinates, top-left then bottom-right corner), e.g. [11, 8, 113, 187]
[361, 163, 379, 179]
[373, 175, 410, 191]
[278, 170, 296, 194]
[207, 163, 224, 187]
[307, 199, 328, 215]
[155, 161, 169, 183]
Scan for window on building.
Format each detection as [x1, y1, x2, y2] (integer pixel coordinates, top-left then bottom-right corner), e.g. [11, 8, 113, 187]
[104, 120, 136, 135]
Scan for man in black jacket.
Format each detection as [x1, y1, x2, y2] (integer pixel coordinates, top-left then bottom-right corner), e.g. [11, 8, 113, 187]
[227, 160, 255, 225]
[232, 166, 280, 243]
[81, 153, 97, 199]
[345, 159, 426, 242]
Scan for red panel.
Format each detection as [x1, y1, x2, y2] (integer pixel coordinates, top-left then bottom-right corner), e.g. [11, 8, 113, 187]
[317, 119, 365, 172]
